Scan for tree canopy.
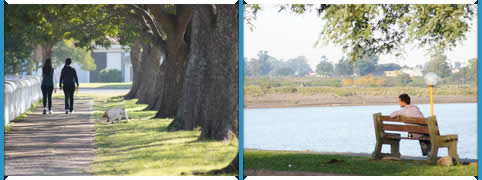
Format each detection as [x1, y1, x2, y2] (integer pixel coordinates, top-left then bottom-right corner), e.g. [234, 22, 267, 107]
[5, 4, 133, 74]
[247, 4, 476, 61]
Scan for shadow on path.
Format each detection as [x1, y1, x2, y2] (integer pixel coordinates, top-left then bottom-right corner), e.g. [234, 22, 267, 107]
[5, 97, 95, 176]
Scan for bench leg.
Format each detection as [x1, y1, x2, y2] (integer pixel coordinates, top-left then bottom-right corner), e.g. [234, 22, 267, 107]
[372, 142, 383, 159]
[390, 140, 401, 158]
[428, 144, 439, 164]
[448, 141, 460, 165]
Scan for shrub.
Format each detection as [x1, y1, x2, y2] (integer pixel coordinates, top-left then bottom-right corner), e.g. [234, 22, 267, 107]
[99, 68, 122, 82]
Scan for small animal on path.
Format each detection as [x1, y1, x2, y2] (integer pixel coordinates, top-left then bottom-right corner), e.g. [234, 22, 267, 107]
[103, 107, 129, 124]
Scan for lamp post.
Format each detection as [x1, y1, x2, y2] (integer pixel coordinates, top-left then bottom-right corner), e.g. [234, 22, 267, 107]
[424, 72, 440, 116]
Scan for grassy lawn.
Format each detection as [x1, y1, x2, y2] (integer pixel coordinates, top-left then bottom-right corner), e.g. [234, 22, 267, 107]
[244, 77, 477, 97]
[244, 150, 477, 176]
[79, 82, 132, 89]
[245, 86, 477, 97]
[88, 95, 238, 175]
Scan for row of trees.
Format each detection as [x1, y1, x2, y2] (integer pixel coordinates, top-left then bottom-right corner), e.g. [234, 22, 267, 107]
[316, 54, 402, 77]
[244, 51, 312, 77]
[6, 4, 239, 172]
[245, 49, 476, 81]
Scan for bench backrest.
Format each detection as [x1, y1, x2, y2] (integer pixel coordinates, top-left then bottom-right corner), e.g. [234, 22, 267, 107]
[373, 113, 440, 140]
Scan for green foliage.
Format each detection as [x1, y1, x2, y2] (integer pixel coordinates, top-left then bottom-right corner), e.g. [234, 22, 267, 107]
[447, 58, 477, 84]
[5, 4, 136, 74]
[423, 53, 452, 78]
[316, 60, 334, 77]
[244, 4, 262, 31]
[318, 5, 475, 60]
[286, 56, 312, 76]
[247, 50, 278, 76]
[334, 57, 354, 76]
[52, 39, 96, 71]
[374, 63, 401, 76]
[398, 73, 413, 86]
[99, 68, 122, 82]
[248, 4, 475, 61]
[272, 66, 295, 76]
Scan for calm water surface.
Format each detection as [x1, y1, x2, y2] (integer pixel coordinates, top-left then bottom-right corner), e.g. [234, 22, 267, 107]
[245, 103, 477, 159]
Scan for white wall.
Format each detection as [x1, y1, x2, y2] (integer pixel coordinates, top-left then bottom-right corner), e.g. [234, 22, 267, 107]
[106, 53, 122, 70]
[124, 64, 132, 82]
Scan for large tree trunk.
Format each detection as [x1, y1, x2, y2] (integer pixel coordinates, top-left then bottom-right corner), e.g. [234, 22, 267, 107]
[206, 5, 239, 174]
[152, 39, 189, 117]
[125, 39, 143, 99]
[136, 42, 162, 104]
[168, 9, 209, 130]
[144, 5, 192, 118]
[198, 4, 239, 140]
[41, 44, 53, 61]
[178, 5, 239, 174]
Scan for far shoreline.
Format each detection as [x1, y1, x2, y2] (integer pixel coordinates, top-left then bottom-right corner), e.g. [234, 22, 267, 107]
[244, 94, 477, 109]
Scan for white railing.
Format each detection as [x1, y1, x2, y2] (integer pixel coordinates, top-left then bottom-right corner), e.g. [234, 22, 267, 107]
[4, 76, 42, 125]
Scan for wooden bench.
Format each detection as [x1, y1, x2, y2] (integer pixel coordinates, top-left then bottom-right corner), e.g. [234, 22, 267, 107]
[372, 113, 459, 164]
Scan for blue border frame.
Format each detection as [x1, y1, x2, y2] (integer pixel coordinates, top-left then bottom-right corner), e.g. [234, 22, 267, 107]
[478, 2, 481, 177]
[238, 1, 244, 178]
[1, 1, 5, 178]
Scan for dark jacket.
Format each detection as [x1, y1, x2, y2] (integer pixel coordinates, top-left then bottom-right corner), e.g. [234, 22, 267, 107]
[59, 65, 79, 87]
[41, 71, 54, 87]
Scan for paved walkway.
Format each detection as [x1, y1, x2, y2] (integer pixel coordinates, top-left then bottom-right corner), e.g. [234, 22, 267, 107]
[5, 97, 95, 176]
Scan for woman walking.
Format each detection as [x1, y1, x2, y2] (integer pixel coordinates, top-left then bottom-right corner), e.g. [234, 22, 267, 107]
[41, 58, 55, 115]
[59, 58, 79, 114]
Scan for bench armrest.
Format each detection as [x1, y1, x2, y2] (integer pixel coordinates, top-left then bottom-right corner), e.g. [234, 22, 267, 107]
[438, 134, 458, 142]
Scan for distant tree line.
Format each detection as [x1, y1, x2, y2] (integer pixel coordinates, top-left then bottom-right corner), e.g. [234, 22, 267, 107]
[244, 50, 403, 78]
[245, 50, 477, 85]
[244, 50, 313, 77]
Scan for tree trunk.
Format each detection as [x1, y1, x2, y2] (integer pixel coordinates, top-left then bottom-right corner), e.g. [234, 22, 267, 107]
[179, 5, 239, 174]
[125, 39, 143, 99]
[168, 8, 209, 130]
[152, 30, 190, 118]
[206, 5, 239, 174]
[198, 4, 239, 140]
[41, 44, 53, 61]
[136, 42, 162, 104]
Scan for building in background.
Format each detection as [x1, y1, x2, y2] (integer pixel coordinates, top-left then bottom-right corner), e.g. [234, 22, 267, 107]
[32, 44, 132, 83]
[90, 44, 132, 83]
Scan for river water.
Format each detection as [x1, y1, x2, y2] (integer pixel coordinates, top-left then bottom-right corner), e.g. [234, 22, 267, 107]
[245, 103, 477, 159]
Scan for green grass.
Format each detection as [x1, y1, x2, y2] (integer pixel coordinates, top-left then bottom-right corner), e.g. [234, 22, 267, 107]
[89, 95, 237, 176]
[4, 99, 41, 134]
[245, 86, 477, 97]
[79, 82, 132, 89]
[244, 150, 477, 176]
[244, 77, 477, 97]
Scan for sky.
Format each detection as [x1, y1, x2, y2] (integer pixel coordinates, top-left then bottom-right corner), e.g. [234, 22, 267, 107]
[244, 5, 478, 69]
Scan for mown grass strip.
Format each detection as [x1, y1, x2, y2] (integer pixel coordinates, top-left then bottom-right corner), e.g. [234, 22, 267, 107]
[244, 150, 477, 176]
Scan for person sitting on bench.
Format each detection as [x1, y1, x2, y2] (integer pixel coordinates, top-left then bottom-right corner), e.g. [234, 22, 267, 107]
[390, 94, 431, 156]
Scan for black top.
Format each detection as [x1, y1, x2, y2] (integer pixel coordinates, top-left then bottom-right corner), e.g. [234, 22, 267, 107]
[59, 65, 79, 87]
[41, 71, 54, 87]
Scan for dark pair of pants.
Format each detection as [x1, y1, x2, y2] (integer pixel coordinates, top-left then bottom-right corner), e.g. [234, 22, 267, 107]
[411, 133, 431, 156]
[63, 85, 75, 112]
[41, 85, 54, 110]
